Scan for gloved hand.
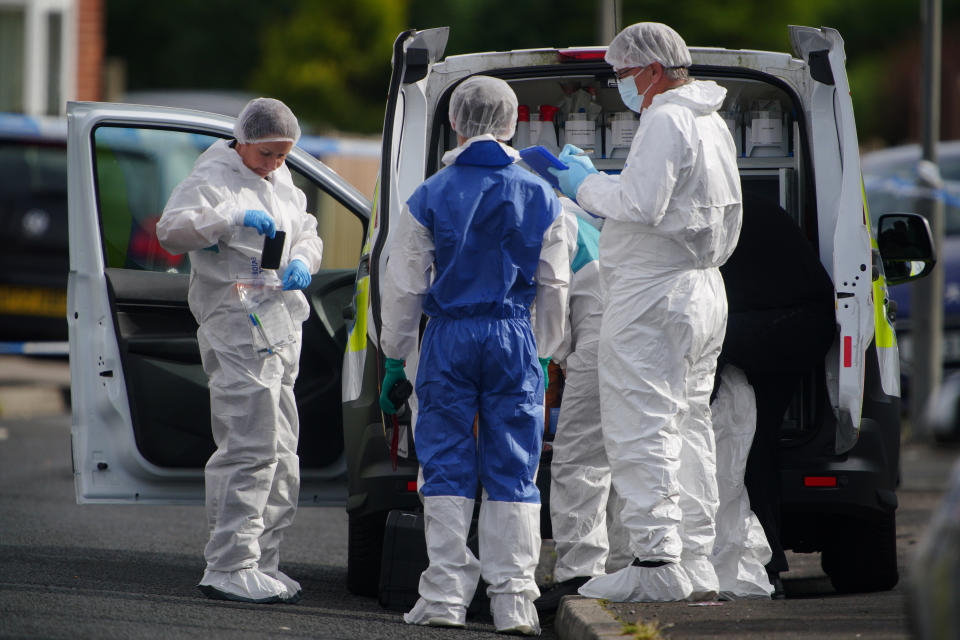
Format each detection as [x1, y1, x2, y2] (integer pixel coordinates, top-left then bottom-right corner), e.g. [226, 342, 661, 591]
[281, 259, 311, 291]
[379, 358, 408, 414]
[547, 144, 598, 200]
[539, 357, 551, 391]
[236, 209, 276, 238]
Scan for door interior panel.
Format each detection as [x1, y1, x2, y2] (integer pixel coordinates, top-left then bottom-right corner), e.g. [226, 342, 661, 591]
[105, 269, 355, 469]
[296, 269, 354, 468]
[106, 269, 209, 467]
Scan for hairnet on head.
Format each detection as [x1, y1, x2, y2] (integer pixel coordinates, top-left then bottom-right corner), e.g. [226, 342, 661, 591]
[449, 76, 518, 141]
[234, 97, 301, 144]
[605, 22, 692, 71]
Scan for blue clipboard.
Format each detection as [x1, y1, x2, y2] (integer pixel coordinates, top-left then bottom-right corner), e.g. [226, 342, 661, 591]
[519, 145, 567, 190]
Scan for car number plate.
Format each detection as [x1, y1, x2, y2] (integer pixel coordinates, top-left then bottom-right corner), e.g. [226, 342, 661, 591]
[0, 285, 67, 318]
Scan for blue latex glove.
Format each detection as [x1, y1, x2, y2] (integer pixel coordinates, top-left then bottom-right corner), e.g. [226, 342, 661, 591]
[241, 209, 276, 238]
[281, 259, 311, 291]
[547, 144, 598, 200]
[379, 358, 408, 414]
[539, 357, 551, 391]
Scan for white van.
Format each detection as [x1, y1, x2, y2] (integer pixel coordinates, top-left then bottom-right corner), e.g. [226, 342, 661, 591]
[67, 26, 933, 600]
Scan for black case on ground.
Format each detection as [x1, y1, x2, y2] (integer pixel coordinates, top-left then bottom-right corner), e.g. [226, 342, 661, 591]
[377, 509, 490, 614]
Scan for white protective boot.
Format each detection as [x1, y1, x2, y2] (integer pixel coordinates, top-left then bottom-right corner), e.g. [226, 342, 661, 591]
[403, 495, 480, 628]
[197, 567, 287, 604]
[578, 559, 693, 602]
[480, 498, 542, 635]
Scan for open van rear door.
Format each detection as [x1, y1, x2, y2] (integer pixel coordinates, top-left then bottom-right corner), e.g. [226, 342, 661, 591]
[67, 102, 369, 503]
[342, 27, 448, 401]
[790, 26, 883, 453]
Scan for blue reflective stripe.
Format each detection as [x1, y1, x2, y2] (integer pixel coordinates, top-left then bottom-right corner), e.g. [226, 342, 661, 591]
[571, 217, 600, 274]
[0, 341, 70, 355]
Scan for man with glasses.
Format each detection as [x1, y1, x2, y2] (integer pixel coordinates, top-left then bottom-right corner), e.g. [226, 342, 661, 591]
[549, 22, 742, 602]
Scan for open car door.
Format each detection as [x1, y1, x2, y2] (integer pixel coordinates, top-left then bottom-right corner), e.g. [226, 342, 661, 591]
[790, 26, 885, 453]
[67, 102, 370, 503]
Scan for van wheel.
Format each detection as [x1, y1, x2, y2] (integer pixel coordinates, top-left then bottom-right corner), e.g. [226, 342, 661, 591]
[820, 513, 899, 593]
[347, 510, 387, 596]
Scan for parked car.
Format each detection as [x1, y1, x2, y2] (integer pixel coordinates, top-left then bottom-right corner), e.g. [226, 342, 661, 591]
[0, 113, 69, 346]
[862, 141, 960, 391]
[67, 26, 934, 603]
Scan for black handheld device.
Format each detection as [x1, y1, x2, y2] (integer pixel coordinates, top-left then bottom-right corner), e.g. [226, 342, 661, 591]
[260, 230, 286, 269]
[388, 379, 414, 417]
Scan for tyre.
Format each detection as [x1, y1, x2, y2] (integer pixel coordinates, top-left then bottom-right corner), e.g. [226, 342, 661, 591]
[347, 510, 388, 596]
[820, 513, 899, 593]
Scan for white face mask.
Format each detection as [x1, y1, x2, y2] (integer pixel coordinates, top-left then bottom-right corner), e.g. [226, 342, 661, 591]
[617, 68, 655, 114]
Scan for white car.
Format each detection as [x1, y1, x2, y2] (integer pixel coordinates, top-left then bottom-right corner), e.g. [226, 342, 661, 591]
[67, 26, 933, 601]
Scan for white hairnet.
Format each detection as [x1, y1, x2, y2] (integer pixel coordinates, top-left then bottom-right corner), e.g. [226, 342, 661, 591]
[605, 22, 692, 71]
[448, 76, 518, 141]
[234, 97, 301, 144]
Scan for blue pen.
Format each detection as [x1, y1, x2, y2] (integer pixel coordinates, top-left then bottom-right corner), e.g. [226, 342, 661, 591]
[250, 313, 273, 354]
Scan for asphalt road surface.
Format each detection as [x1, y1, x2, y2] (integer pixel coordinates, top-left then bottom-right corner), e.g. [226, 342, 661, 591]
[0, 412, 558, 639]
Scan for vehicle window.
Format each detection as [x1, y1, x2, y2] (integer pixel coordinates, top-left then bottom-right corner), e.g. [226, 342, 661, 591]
[0, 138, 67, 206]
[93, 125, 365, 274]
[93, 126, 219, 273]
[291, 170, 364, 269]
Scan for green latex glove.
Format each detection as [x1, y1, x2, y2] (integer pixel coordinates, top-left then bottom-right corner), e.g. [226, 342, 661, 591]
[539, 357, 551, 391]
[379, 358, 407, 414]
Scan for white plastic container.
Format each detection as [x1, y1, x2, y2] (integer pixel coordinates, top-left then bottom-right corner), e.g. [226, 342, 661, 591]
[606, 112, 637, 159]
[746, 99, 788, 157]
[565, 112, 597, 156]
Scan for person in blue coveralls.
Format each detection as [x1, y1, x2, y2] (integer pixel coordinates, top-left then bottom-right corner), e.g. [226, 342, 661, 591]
[377, 75, 570, 635]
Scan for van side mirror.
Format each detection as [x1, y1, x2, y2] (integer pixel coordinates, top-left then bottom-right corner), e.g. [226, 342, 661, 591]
[876, 213, 936, 285]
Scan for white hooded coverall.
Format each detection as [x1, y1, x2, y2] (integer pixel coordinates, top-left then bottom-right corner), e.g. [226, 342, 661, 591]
[710, 364, 775, 599]
[549, 199, 632, 584]
[157, 139, 323, 594]
[575, 80, 742, 602]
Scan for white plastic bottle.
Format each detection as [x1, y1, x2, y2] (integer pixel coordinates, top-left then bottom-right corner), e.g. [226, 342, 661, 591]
[514, 104, 531, 149]
[528, 113, 542, 150]
[537, 104, 560, 155]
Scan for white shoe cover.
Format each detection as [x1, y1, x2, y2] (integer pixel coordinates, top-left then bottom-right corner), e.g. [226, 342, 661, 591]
[578, 562, 693, 602]
[491, 593, 541, 636]
[197, 568, 286, 603]
[403, 597, 467, 628]
[265, 570, 302, 602]
[715, 514, 774, 600]
[681, 553, 719, 601]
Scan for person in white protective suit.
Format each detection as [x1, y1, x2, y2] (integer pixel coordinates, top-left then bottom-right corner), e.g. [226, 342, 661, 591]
[156, 98, 322, 604]
[548, 22, 742, 602]
[534, 198, 632, 615]
[710, 365, 775, 599]
[377, 75, 570, 635]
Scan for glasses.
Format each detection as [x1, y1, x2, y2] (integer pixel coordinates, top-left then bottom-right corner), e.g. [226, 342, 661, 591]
[614, 66, 646, 81]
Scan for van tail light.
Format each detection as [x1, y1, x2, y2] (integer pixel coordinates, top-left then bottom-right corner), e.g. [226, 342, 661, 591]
[406, 481, 418, 492]
[804, 476, 838, 488]
[557, 49, 607, 61]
